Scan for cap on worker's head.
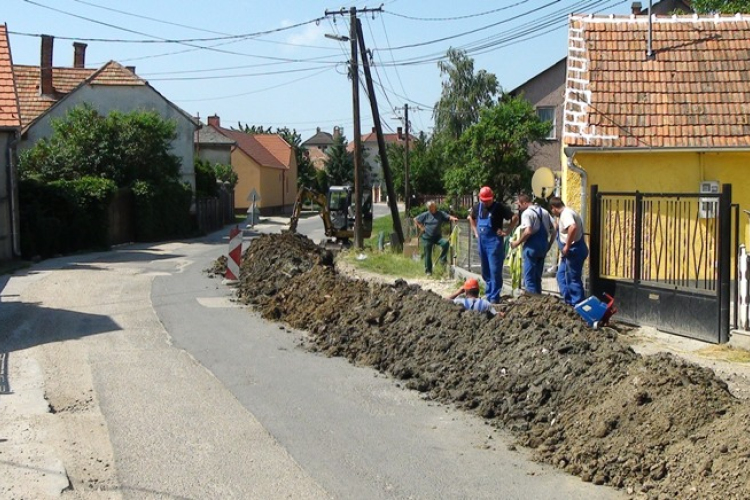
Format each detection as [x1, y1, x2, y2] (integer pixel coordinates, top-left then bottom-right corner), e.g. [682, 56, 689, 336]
[463, 278, 479, 291]
[479, 186, 494, 202]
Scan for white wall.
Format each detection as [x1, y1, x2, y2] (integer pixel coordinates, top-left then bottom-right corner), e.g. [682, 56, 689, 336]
[21, 85, 197, 189]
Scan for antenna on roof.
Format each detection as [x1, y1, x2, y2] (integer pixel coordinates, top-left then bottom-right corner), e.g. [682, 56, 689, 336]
[647, 0, 654, 60]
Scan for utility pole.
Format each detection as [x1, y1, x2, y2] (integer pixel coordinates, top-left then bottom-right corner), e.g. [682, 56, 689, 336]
[349, 8, 363, 249]
[403, 103, 410, 214]
[355, 17, 404, 247]
[325, 6, 383, 249]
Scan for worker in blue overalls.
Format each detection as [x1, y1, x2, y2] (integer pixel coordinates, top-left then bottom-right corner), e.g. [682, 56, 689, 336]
[468, 186, 516, 304]
[549, 196, 589, 305]
[510, 193, 556, 294]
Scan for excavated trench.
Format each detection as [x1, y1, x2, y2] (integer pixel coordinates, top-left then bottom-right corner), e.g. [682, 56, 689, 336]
[220, 233, 750, 499]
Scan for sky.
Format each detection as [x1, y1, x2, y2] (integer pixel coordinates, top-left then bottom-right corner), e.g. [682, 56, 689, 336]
[4, 0, 635, 141]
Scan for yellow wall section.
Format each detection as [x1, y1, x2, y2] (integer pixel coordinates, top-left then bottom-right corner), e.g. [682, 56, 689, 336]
[563, 150, 750, 276]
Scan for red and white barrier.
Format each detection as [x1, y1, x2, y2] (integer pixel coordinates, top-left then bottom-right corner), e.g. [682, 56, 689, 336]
[225, 226, 242, 281]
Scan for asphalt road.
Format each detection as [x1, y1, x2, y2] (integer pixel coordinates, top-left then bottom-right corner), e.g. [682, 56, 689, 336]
[148, 208, 623, 500]
[1, 204, 624, 499]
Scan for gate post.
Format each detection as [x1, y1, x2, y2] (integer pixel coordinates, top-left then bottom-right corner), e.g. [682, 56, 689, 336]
[719, 184, 732, 343]
[589, 184, 600, 296]
[634, 191, 643, 284]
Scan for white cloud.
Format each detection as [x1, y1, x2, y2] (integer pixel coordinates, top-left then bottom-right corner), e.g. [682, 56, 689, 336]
[283, 21, 326, 49]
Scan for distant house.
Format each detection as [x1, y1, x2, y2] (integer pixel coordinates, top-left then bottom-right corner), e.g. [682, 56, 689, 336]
[14, 35, 199, 189]
[208, 115, 297, 215]
[195, 121, 235, 167]
[301, 126, 339, 171]
[348, 126, 412, 202]
[510, 0, 693, 178]
[0, 24, 20, 261]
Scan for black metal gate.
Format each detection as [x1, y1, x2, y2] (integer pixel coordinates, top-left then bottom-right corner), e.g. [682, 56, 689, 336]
[590, 184, 733, 343]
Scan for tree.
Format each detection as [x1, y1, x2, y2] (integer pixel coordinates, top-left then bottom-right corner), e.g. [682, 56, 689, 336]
[20, 104, 181, 187]
[692, 0, 750, 12]
[443, 94, 552, 202]
[433, 48, 500, 141]
[323, 133, 354, 186]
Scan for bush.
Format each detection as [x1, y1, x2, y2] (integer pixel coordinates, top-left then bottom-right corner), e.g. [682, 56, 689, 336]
[19, 177, 116, 258]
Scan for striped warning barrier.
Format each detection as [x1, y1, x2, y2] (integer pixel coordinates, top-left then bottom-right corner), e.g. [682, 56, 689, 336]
[225, 226, 242, 281]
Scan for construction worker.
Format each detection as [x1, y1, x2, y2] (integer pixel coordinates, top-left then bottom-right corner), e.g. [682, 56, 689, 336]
[468, 186, 516, 304]
[510, 193, 556, 294]
[548, 196, 588, 306]
[414, 200, 459, 275]
[447, 278, 497, 314]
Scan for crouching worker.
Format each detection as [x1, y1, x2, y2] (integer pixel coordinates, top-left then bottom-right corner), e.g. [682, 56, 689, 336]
[447, 278, 498, 315]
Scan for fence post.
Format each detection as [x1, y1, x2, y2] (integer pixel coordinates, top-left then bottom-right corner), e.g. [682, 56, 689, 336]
[719, 184, 732, 343]
[589, 185, 600, 296]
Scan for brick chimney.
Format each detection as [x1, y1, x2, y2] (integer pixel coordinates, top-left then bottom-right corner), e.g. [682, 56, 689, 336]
[631, 2, 643, 14]
[397, 126, 403, 140]
[125, 65, 136, 74]
[40, 34, 54, 96]
[333, 126, 341, 139]
[73, 42, 87, 68]
[207, 115, 220, 127]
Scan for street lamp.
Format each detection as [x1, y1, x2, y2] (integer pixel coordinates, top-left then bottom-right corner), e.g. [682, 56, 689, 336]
[324, 33, 349, 42]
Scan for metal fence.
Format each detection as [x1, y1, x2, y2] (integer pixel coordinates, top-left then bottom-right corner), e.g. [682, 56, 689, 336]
[451, 219, 561, 294]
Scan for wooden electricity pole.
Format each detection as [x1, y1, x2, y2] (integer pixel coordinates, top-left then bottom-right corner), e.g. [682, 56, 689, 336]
[349, 8, 363, 248]
[355, 18, 404, 247]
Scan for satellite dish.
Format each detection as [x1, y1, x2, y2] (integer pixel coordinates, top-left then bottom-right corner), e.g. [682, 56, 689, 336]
[531, 167, 556, 199]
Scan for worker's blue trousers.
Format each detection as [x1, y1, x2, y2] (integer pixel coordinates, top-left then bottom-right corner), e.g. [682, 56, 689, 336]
[557, 239, 589, 305]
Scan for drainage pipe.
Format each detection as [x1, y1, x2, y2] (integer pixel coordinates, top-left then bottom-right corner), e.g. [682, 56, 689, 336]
[564, 147, 588, 226]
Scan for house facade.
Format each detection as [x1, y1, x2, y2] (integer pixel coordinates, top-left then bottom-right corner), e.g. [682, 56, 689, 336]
[510, 1, 693, 179]
[14, 36, 199, 189]
[562, 13, 750, 244]
[348, 127, 411, 202]
[195, 122, 235, 167]
[209, 116, 297, 215]
[0, 23, 20, 261]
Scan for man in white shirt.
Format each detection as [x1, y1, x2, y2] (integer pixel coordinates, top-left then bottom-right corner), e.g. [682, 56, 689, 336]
[510, 193, 555, 294]
[548, 196, 589, 306]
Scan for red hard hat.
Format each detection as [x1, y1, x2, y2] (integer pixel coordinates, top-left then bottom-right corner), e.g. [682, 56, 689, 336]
[463, 278, 479, 290]
[479, 186, 494, 202]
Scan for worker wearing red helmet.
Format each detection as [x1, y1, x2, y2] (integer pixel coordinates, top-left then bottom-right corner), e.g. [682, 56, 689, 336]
[446, 277, 496, 314]
[467, 186, 516, 304]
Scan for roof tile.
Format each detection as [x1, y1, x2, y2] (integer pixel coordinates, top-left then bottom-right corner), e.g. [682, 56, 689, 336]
[565, 15, 750, 148]
[0, 24, 20, 128]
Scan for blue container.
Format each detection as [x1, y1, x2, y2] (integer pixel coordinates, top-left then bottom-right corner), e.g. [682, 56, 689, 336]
[575, 296, 609, 327]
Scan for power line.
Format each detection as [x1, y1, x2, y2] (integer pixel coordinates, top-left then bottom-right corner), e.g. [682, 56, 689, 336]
[174, 67, 335, 102]
[20, 0, 326, 43]
[384, 1, 533, 21]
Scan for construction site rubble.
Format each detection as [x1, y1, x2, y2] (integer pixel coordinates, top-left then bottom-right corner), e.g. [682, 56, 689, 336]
[225, 233, 750, 499]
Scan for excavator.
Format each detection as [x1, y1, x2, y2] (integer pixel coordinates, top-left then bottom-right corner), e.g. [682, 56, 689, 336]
[287, 186, 373, 245]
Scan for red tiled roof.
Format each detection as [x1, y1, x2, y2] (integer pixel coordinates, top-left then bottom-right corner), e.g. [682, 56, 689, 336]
[564, 14, 750, 149]
[218, 128, 290, 170]
[346, 131, 412, 152]
[253, 134, 293, 167]
[0, 24, 20, 128]
[13, 60, 144, 128]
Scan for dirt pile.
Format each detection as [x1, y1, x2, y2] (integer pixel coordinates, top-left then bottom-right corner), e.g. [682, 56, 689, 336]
[235, 233, 749, 499]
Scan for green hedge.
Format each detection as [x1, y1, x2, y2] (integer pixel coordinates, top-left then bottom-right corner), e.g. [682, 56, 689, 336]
[19, 177, 117, 258]
[132, 180, 193, 241]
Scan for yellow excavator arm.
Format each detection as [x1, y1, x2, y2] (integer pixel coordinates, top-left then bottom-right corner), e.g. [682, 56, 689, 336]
[287, 187, 335, 236]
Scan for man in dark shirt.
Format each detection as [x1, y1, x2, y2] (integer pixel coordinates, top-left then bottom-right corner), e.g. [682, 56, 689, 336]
[467, 186, 516, 303]
[415, 200, 458, 275]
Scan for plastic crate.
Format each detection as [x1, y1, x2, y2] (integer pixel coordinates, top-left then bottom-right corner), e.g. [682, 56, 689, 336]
[575, 296, 610, 327]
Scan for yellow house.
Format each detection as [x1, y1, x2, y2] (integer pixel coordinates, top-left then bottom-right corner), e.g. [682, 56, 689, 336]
[563, 13, 750, 235]
[208, 116, 297, 215]
[561, 14, 750, 342]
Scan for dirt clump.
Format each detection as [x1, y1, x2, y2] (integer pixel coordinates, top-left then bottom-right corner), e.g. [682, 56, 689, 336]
[235, 233, 748, 499]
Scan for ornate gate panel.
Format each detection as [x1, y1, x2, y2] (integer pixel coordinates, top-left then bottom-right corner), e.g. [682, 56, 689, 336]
[590, 185, 733, 343]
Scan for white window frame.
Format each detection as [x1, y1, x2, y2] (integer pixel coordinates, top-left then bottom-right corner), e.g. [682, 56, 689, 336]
[536, 106, 556, 140]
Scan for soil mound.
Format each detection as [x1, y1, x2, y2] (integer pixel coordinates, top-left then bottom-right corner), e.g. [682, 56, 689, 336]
[235, 233, 748, 499]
